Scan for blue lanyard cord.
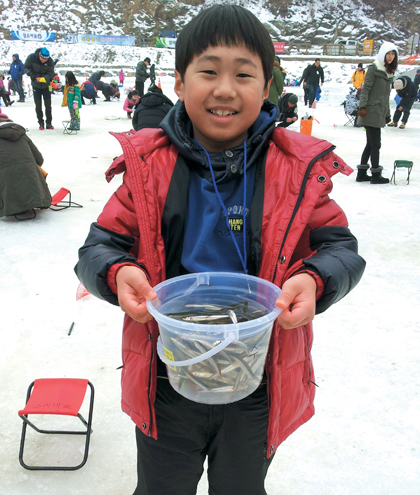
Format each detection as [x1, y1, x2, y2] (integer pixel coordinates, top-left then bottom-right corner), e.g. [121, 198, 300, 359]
[193, 138, 248, 274]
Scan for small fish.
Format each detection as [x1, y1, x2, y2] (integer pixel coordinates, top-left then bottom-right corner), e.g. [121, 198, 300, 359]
[184, 303, 224, 311]
[194, 340, 221, 377]
[181, 369, 210, 391]
[183, 314, 231, 322]
[228, 310, 238, 324]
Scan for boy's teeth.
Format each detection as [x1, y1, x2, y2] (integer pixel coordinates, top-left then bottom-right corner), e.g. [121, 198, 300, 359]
[210, 109, 236, 117]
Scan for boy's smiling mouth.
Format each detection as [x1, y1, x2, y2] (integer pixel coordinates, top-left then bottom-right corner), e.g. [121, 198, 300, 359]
[209, 109, 238, 117]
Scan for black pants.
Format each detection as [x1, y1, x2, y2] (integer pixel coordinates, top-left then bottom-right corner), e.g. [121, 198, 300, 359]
[135, 80, 145, 97]
[303, 87, 309, 105]
[133, 377, 273, 495]
[33, 87, 52, 126]
[361, 126, 381, 168]
[392, 97, 415, 124]
[81, 91, 96, 105]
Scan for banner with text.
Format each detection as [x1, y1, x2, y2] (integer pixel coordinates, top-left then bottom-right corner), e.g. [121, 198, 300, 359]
[10, 30, 56, 42]
[155, 37, 177, 48]
[65, 33, 136, 46]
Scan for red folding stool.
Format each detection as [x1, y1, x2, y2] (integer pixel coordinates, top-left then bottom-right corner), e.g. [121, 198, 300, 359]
[49, 188, 83, 211]
[18, 378, 94, 471]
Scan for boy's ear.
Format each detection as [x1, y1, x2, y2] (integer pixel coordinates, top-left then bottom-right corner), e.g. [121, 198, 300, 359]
[174, 70, 185, 102]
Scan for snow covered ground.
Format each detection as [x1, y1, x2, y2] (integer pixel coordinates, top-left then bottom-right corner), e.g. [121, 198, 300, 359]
[1, 67, 419, 495]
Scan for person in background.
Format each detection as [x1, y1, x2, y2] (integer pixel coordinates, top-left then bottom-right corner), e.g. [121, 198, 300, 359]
[95, 80, 117, 102]
[387, 76, 417, 129]
[119, 70, 125, 85]
[61, 71, 81, 131]
[276, 56, 287, 81]
[135, 57, 151, 96]
[277, 93, 298, 128]
[132, 84, 173, 131]
[24, 47, 55, 130]
[74, 6, 365, 494]
[351, 63, 366, 89]
[88, 70, 105, 88]
[123, 90, 140, 118]
[9, 53, 25, 102]
[356, 41, 399, 184]
[80, 81, 98, 105]
[0, 110, 51, 219]
[268, 56, 283, 105]
[0, 74, 14, 107]
[303, 58, 324, 108]
[414, 69, 420, 100]
[8, 76, 18, 95]
[299, 64, 311, 105]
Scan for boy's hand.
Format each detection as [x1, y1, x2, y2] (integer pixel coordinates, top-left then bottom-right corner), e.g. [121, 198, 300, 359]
[115, 266, 157, 323]
[275, 274, 317, 329]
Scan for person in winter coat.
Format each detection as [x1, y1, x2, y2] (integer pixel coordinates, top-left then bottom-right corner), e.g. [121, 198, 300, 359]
[277, 93, 298, 128]
[88, 70, 105, 88]
[303, 59, 324, 108]
[268, 57, 284, 105]
[387, 76, 417, 129]
[24, 47, 55, 130]
[357, 41, 399, 184]
[95, 80, 116, 102]
[135, 57, 151, 96]
[131, 85, 173, 131]
[8, 77, 18, 95]
[75, 6, 365, 495]
[119, 70, 125, 85]
[414, 69, 420, 100]
[61, 71, 82, 131]
[9, 53, 25, 102]
[0, 111, 51, 218]
[0, 74, 14, 107]
[80, 81, 98, 105]
[299, 64, 311, 105]
[123, 90, 140, 118]
[351, 63, 366, 89]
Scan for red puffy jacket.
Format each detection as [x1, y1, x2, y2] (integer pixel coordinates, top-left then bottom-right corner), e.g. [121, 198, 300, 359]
[77, 126, 364, 458]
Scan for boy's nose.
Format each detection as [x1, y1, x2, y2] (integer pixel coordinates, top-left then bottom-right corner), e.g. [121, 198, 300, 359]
[213, 76, 237, 98]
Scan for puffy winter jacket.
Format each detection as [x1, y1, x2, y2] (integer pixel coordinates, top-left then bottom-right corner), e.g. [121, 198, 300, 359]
[24, 49, 55, 89]
[10, 54, 24, 81]
[351, 69, 366, 89]
[75, 101, 365, 458]
[132, 89, 174, 131]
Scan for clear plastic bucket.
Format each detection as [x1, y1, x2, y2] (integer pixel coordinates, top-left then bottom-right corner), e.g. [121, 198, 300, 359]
[146, 272, 281, 404]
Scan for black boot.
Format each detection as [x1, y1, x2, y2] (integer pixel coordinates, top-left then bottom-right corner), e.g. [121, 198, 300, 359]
[370, 166, 389, 184]
[356, 164, 372, 182]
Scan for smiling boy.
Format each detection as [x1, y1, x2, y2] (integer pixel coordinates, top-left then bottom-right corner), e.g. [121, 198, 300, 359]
[75, 5, 365, 494]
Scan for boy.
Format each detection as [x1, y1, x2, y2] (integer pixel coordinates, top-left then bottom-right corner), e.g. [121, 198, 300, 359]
[277, 93, 298, 128]
[75, 5, 365, 494]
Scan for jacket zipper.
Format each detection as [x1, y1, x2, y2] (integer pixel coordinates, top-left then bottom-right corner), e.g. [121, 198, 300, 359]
[147, 333, 154, 436]
[272, 146, 335, 283]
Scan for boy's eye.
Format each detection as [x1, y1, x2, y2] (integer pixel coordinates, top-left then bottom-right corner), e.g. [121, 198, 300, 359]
[237, 73, 251, 78]
[201, 70, 216, 75]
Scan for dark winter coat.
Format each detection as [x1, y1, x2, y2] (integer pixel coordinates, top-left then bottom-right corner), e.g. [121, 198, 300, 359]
[10, 54, 24, 81]
[23, 49, 55, 89]
[81, 82, 97, 98]
[268, 66, 284, 104]
[299, 65, 310, 86]
[358, 41, 398, 128]
[135, 61, 149, 83]
[75, 100, 365, 458]
[414, 74, 420, 90]
[95, 80, 115, 99]
[304, 63, 324, 87]
[88, 71, 103, 87]
[394, 76, 417, 108]
[277, 93, 298, 128]
[132, 89, 173, 131]
[0, 122, 51, 217]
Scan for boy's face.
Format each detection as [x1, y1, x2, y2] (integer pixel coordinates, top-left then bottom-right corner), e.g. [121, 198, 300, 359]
[175, 44, 269, 152]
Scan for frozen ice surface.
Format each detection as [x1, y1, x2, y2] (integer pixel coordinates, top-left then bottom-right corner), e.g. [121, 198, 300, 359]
[1, 69, 419, 494]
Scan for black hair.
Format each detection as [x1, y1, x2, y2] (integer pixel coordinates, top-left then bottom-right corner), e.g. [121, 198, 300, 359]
[65, 71, 78, 86]
[384, 51, 398, 75]
[175, 5, 274, 87]
[128, 90, 139, 99]
[315, 58, 320, 62]
[144, 57, 151, 63]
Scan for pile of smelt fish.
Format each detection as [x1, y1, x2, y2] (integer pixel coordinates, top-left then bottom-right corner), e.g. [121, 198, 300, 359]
[163, 301, 270, 402]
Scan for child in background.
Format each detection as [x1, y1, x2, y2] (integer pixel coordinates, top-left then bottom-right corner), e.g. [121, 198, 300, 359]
[62, 71, 81, 131]
[119, 69, 125, 85]
[0, 74, 14, 107]
[123, 90, 140, 118]
[75, 6, 365, 494]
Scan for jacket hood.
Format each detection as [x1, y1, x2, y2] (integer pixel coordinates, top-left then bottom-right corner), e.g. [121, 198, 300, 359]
[140, 91, 173, 108]
[159, 99, 278, 167]
[375, 42, 398, 73]
[0, 122, 26, 142]
[13, 53, 20, 60]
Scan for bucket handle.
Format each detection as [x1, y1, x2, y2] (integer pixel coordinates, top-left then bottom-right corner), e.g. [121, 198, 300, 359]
[157, 333, 236, 367]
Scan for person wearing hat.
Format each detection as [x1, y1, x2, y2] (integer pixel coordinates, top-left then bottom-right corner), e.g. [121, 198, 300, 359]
[135, 57, 151, 96]
[24, 47, 55, 130]
[351, 63, 366, 89]
[276, 93, 298, 128]
[387, 76, 417, 128]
